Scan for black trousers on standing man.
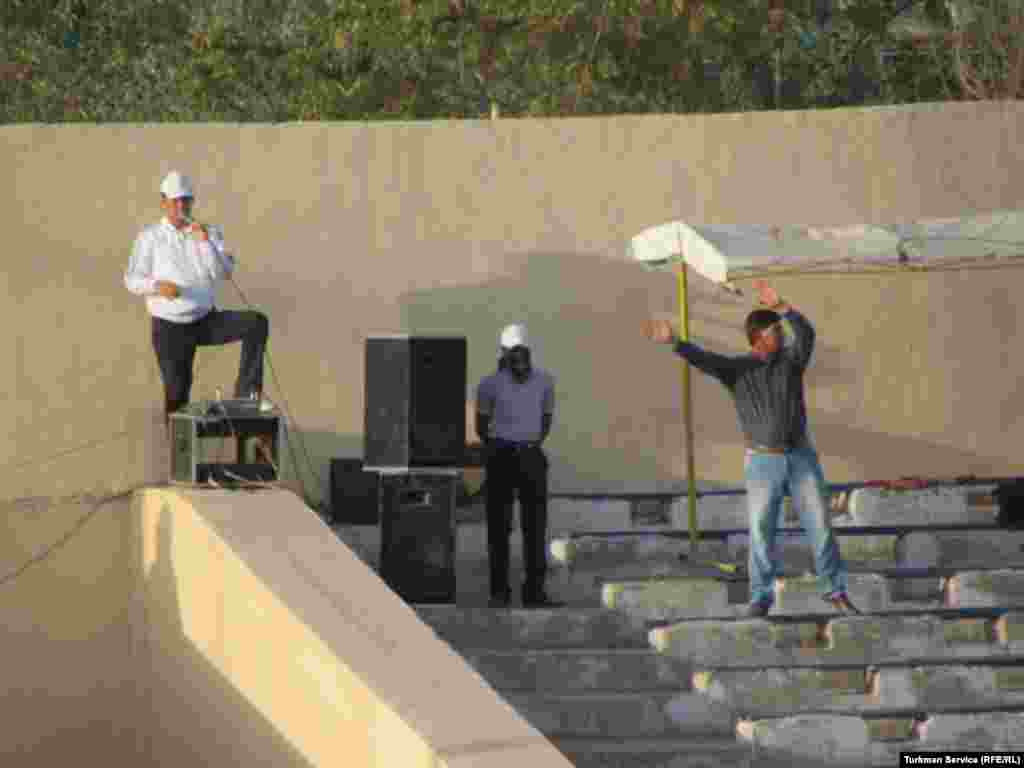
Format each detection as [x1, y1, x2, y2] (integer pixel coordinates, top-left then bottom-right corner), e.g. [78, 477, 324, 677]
[485, 441, 549, 603]
[152, 308, 268, 421]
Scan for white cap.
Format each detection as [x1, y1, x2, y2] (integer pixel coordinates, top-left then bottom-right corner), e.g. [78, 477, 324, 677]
[499, 323, 528, 350]
[160, 171, 194, 199]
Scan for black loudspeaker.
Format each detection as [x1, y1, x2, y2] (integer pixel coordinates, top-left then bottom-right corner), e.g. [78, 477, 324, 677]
[378, 471, 457, 604]
[329, 459, 380, 525]
[995, 479, 1024, 528]
[364, 336, 467, 469]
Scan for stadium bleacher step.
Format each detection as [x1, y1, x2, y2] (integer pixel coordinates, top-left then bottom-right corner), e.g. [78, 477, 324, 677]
[460, 648, 693, 692]
[649, 610, 1024, 668]
[416, 606, 649, 650]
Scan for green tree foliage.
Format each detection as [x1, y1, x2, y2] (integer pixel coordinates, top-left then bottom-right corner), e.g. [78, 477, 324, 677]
[0, 0, 1016, 123]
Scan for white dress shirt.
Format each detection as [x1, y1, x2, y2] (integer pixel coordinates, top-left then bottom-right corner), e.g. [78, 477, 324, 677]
[124, 217, 234, 323]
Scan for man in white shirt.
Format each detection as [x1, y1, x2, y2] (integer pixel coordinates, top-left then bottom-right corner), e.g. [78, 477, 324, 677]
[476, 324, 557, 608]
[125, 171, 268, 422]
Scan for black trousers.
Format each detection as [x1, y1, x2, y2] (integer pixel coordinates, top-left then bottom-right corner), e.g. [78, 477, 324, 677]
[151, 309, 268, 421]
[485, 442, 549, 600]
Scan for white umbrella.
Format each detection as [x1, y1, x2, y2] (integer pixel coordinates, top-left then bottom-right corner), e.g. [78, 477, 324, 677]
[630, 210, 1024, 562]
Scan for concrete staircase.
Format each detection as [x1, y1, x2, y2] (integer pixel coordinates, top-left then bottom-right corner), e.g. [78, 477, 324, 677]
[344, 483, 1024, 765]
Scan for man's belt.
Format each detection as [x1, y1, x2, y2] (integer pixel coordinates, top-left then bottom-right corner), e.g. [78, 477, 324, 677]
[493, 438, 540, 451]
[746, 440, 801, 454]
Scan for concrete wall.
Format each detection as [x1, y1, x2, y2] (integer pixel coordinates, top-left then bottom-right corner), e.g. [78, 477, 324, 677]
[133, 487, 568, 767]
[5, 101, 1024, 501]
[0, 487, 569, 766]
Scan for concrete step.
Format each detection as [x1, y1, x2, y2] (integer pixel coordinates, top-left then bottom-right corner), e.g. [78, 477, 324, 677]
[416, 606, 648, 650]
[571, 483, 999, 532]
[650, 611, 1024, 669]
[461, 648, 693, 693]
[556, 734, 936, 768]
[553, 738, 760, 768]
[601, 573, 928, 622]
[737, 715, 885, 766]
[502, 691, 736, 739]
[741, 713, 1024, 758]
[600, 569, 1024, 622]
[552, 528, 1024, 576]
[695, 663, 1024, 719]
[847, 485, 998, 527]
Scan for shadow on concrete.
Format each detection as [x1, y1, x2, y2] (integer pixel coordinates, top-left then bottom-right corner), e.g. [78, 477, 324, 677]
[399, 250, 735, 494]
[398, 250, 1000, 492]
[139, 500, 318, 767]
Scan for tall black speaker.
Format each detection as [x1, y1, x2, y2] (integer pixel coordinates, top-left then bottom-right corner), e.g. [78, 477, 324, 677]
[364, 336, 466, 469]
[378, 470, 457, 604]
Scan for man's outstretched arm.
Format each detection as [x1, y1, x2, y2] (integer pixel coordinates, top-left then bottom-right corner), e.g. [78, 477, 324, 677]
[643, 319, 743, 384]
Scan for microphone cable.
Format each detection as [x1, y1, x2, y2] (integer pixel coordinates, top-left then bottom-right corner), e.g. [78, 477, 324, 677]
[225, 272, 326, 513]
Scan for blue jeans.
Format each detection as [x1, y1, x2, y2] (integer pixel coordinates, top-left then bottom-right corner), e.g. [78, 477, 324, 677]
[744, 443, 847, 605]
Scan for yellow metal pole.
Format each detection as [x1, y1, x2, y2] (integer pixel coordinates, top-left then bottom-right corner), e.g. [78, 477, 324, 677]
[677, 265, 699, 548]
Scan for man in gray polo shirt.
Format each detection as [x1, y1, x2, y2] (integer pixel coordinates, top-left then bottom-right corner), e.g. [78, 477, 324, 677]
[476, 324, 556, 608]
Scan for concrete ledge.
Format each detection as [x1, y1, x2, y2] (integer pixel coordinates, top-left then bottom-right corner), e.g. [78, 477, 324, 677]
[693, 664, 1024, 719]
[460, 649, 693, 693]
[549, 499, 631, 535]
[139, 488, 573, 768]
[553, 738, 759, 768]
[736, 715, 869, 766]
[697, 667, 870, 718]
[849, 486, 996, 527]
[602, 573, 910, 622]
[947, 570, 1024, 608]
[670, 495, 753, 531]
[416, 606, 649, 650]
[602, 578, 730, 621]
[916, 712, 1024, 746]
[650, 613, 1024, 668]
[505, 691, 735, 739]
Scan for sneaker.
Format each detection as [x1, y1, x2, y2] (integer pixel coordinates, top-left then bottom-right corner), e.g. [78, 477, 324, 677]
[825, 592, 861, 615]
[746, 600, 772, 618]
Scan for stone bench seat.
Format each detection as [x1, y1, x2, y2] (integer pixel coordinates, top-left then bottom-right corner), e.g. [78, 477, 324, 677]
[739, 713, 1024, 765]
[696, 663, 1024, 720]
[553, 736, 767, 768]
[460, 648, 694, 693]
[416, 606, 650, 650]
[650, 611, 1024, 668]
[601, 569, 1024, 621]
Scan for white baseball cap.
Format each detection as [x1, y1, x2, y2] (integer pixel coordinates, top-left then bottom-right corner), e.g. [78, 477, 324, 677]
[160, 171, 194, 199]
[499, 323, 528, 350]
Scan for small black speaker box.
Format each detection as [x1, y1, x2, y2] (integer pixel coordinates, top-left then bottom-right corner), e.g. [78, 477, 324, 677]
[329, 459, 380, 525]
[364, 336, 466, 468]
[378, 471, 457, 604]
[995, 479, 1024, 528]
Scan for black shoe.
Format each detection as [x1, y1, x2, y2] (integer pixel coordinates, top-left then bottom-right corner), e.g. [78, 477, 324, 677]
[488, 591, 511, 609]
[824, 591, 861, 615]
[521, 589, 563, 608]
[746, 600, 772, 618]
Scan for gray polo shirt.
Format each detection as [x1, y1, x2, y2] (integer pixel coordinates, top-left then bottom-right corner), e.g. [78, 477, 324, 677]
[476, 368, 555, 443]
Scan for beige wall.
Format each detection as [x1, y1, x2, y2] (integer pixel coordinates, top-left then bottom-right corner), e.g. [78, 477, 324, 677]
[0, 487, 570, 766]
[5, 101, 1024, 501]
[134, 487, 569, 767]
[0, 495, 138, 763]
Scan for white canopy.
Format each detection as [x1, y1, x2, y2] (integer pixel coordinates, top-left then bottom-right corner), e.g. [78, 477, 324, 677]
[630, 210, 1024, 285]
